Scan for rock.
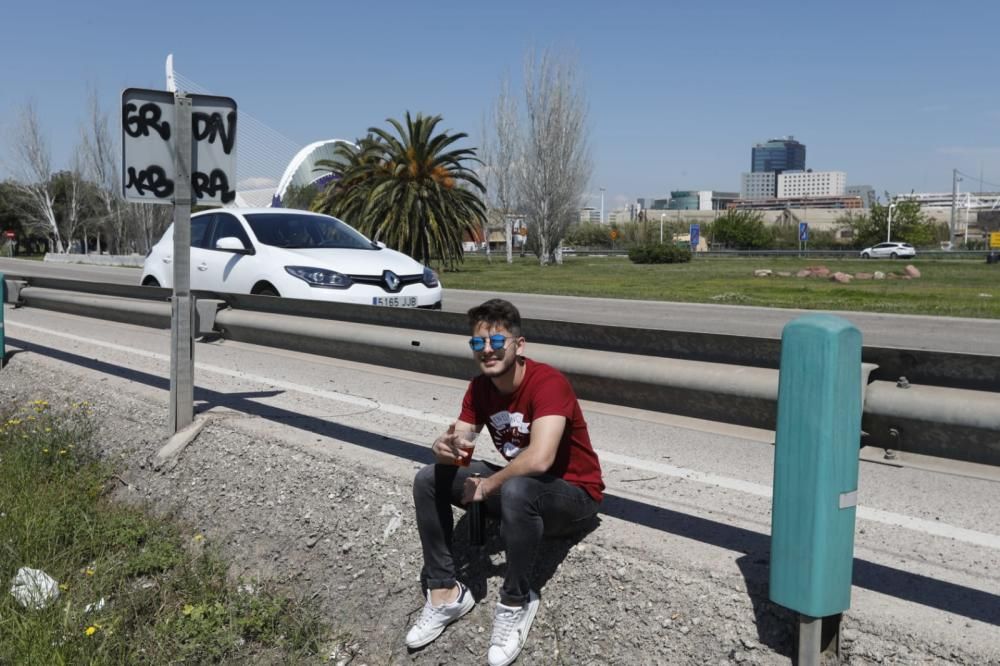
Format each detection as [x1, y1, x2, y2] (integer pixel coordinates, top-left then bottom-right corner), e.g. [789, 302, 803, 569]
[831, 272, 853, 283]
[795, 269, 812, 278]
[873, 271, 886, 280]
[904, 264, 921, 278]
[854, 272, 873, 280]
[809, 265, 831, 277]
[776, 271, 791, 277]
[753, 269, 772, 277]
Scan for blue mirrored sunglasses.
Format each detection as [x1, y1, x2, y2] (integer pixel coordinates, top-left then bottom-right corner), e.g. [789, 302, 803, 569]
[469, 334, 513, 352]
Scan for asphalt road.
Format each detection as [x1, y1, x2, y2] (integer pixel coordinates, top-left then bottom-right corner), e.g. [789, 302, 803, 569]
[4, 304, 999, 660]
[2, 257, 998, 355]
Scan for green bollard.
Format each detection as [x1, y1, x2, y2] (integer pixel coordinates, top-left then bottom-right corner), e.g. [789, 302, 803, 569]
[769, 314, 862, 664]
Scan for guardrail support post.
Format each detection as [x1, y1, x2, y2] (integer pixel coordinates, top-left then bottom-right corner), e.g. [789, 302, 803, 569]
[169, 92, 194, 433]
[769, 314, 862, 665]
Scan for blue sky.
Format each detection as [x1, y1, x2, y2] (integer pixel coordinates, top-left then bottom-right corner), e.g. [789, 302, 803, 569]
[2, 0, 998, 211]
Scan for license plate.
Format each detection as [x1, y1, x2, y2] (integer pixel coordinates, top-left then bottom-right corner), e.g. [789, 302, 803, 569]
[372, 296, 417, 307]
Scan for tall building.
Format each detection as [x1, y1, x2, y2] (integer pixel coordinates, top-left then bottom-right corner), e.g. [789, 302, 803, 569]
[751, 137, 806, 174]
[777, 171, 846, 198]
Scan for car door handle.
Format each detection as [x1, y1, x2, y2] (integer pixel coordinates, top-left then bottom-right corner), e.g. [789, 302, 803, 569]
[163, 256, 172, 263]
[197, 263, 208, 271]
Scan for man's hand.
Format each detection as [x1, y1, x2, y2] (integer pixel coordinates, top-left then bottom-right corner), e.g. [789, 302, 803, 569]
[462, 474, 495, 504]
[432, 422, 477, 466]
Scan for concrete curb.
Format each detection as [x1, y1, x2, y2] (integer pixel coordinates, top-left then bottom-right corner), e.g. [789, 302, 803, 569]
[154, 415, 209, 471]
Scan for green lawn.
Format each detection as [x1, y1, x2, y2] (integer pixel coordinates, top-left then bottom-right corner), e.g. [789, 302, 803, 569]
[439, 256, 1000, 318]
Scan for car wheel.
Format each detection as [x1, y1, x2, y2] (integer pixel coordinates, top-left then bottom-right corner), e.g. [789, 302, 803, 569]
[253, 285, 280, 297]
[142, 277, 160, 287]
[891, 252, 898, 259]
[861, 252, 870, 259]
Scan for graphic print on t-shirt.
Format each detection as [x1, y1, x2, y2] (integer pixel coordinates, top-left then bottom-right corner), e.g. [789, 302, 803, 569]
[489, 410, 530, 459]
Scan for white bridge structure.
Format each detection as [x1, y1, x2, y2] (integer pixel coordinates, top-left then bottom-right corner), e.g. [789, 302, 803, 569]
[165, 54, 351, 208]
[894, 191, 1000, 211]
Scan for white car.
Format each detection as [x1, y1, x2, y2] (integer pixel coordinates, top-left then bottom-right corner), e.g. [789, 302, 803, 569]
[141, 208, 442, 308]
[859, 242, 916, 259]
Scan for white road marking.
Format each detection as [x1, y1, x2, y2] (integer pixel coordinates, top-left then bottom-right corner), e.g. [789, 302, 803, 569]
[9, 319, 1000, 551]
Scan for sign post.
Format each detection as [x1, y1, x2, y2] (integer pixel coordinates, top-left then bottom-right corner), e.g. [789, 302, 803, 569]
[169, 93, 195, 433]
[121, 87, 236, 433]
[689, 223, 700, 251]
[799, 222, 809, 254]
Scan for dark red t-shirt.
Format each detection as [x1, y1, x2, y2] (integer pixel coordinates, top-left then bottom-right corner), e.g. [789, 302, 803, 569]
[459, 357, 604, 502]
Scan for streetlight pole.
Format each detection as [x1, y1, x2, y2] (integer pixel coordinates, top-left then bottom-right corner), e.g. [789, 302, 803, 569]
[600, 188, 606, 225]
[660, 213, 665, 244]
[887, 203, 897, 243]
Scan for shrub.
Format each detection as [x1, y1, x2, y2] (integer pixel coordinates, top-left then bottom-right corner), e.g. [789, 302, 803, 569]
[628, 243, 692, 264]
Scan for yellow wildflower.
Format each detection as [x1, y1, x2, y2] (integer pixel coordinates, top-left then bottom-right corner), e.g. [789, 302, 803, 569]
[193, 534, 204, 542]
[85, 625, 98, 636]
[42, 448, 49, 454]
[59, 449, 67, 455]
[182, 604, 194, 616]
[85, 567, 95, 576]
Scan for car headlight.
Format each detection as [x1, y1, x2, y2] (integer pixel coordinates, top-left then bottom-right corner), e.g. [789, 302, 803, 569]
[285, 266, 353, 289]
[422, 267, 439, 288]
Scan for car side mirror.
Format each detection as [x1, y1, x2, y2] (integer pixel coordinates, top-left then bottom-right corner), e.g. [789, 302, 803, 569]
[375, 240, 386, 249]
[215, 236, 252, 254]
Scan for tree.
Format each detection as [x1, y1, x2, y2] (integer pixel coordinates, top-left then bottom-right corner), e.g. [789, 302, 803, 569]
[481, 75, 521, 264]
[710, 210, 773, 249]
[843, 200, 936, 248]
[517, 50, 592, 265]
[311, 135, 385, 226]
[282, 183, 320, 211]
[80, 88, 124, 253]
[5, 102, 64, 252]
[314, 115, 487, 269]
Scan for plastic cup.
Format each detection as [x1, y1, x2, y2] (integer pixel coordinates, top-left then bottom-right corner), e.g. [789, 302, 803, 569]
[456, 430, 478, 467]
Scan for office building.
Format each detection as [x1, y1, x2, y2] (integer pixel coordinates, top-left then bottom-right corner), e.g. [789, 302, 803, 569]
[667, 190, 739, 210]
[846, 185, 876, 207]
[751, 137, 806, 174]
[741, 172, 777, 199]
[777, 171, 846, 198]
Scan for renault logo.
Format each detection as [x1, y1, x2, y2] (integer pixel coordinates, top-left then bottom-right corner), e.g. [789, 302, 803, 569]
[383, 270, 401, 292]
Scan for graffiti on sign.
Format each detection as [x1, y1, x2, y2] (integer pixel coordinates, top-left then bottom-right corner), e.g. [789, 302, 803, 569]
[121, 88, 237, 205]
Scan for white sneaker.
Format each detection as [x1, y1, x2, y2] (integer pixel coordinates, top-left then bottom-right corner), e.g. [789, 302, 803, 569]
[405, 582, 475, 649]
[487, 590, 540, 666]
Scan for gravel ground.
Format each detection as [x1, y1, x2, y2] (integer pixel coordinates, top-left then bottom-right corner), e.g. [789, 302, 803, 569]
[1, 354, 994, 665]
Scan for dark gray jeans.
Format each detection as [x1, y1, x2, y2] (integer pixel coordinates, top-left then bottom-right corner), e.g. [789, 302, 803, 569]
[413, 461, 600, 605]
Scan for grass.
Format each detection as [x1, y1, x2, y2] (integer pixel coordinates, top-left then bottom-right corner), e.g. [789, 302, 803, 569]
[438, 255, 1000, 318]
[0, 400, 328, 664]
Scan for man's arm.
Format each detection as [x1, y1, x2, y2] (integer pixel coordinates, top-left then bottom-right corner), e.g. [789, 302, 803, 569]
[466, 414, 566, 501]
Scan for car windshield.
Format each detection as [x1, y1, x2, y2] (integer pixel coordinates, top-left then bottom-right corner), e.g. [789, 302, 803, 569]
[245, 213, 376, 250]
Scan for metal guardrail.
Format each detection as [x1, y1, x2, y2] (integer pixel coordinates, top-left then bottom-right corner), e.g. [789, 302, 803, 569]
[4, 274, 999, 467]
[468, 248, 994, 259]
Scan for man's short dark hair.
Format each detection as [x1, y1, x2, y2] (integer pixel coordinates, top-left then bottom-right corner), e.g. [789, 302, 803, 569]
[467, 298, 521, 336]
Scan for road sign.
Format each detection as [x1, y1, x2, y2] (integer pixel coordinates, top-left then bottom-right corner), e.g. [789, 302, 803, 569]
[121, 87, 237, 205]
[799, 222, 809, 242]
[690, 223, 700, 249]
[610, 229, 619, 241]
[990, 232, 1000, 249]
[3, 230, 14, 239]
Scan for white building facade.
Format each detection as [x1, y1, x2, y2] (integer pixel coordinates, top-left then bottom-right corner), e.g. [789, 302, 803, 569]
[777, 171, 846, 198]
[740, 172, 777, 199]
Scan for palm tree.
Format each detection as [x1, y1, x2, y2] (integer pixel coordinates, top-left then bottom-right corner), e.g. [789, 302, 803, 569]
[313, 113, 487, 268]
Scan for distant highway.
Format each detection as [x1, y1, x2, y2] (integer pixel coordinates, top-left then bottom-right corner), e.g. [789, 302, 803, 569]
[2, 257, 998, 355]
